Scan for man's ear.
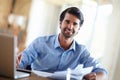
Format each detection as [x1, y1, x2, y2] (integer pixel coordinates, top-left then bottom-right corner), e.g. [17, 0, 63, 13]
[59, 21, 62, 28]
[60, 21, 62, 25]
[78, 27, 80, 30]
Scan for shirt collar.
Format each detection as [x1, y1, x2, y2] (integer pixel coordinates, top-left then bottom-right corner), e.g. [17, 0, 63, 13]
[54, 34, 61, 48]
[69, 40, 75, 51]
[54, 34, 76, 51]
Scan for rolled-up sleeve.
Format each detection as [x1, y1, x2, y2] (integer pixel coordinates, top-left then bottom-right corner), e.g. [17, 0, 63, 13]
[79, 47, 107, 75]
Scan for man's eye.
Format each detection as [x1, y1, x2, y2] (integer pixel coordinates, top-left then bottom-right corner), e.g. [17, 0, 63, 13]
[73, 23, 78, 26]
[66, 20, 70, 24]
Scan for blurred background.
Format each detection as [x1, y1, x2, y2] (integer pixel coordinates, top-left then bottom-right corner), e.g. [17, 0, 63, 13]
[0, 0, 120, 80]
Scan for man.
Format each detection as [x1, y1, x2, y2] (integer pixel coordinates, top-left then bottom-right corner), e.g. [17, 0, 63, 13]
[17, 7, 107, 80]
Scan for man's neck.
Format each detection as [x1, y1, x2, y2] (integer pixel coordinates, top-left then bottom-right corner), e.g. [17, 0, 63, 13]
[59, 34, 73, 50]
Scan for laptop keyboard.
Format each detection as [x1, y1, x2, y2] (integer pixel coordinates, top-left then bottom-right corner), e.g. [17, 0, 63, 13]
[15, 71, 30, 79]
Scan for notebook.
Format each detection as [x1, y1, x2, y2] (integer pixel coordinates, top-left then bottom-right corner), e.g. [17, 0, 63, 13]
[0, 33, 30, 79]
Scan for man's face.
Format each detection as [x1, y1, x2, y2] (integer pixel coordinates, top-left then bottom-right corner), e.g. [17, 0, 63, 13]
[60, 13, 80, 38]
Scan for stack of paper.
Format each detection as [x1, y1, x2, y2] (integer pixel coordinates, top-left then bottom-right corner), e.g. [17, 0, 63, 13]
[32, 64, 93, 80]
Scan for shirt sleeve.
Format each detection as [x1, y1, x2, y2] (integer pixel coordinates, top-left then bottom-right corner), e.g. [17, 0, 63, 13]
[79, 47, 107, 74]
[19, 39, 39, 69]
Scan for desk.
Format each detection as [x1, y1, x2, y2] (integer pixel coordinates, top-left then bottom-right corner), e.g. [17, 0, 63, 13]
[0, 73, 53, 80]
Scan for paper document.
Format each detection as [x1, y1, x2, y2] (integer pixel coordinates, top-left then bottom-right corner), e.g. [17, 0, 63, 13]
[32, 70, 53, 77]
[32, 64, 93, 80]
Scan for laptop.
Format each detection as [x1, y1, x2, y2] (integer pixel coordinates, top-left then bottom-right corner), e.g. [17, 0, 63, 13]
[0, 33, 30, 79]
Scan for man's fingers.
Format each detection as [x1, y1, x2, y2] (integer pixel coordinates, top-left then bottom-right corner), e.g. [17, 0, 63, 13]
[83, 72, 97, 80]
[16, 53, 22, 68]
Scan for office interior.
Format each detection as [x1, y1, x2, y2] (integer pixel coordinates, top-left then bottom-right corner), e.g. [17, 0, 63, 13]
[0, 0, 120, 80]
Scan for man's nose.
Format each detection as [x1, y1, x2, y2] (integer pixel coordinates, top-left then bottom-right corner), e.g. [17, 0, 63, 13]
[68, 23, 73, 29]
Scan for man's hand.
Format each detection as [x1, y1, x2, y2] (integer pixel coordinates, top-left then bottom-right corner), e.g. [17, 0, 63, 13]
[16, 53, 22, 68]
[83, 72, 97, 80]
[83, 72, 106, 80]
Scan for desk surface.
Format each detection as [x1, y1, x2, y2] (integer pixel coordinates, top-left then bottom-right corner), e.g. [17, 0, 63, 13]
[0, 73, 53, 80]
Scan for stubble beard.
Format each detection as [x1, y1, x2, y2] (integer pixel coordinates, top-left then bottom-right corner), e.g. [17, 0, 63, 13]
[62, 28, 76, 38]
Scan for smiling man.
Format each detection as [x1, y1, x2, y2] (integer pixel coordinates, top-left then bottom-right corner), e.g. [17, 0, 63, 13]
[17, 7, 107, 80]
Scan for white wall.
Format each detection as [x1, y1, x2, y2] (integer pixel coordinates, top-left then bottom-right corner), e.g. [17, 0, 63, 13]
[101, 0, 120, 79]
[26, 0, 61, 46]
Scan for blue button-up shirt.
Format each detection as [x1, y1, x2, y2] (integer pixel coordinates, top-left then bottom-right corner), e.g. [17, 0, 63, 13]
[19, 34, 107, 74]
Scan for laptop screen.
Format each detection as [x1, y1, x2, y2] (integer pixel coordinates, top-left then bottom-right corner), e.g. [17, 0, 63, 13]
[0, 33, 17, 78]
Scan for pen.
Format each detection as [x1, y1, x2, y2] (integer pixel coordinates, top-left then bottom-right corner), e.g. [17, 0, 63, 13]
[66, 68, 71, 80]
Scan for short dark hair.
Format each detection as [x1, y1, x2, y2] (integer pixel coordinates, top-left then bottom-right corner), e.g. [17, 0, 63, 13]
[60, 7, 84, 26]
